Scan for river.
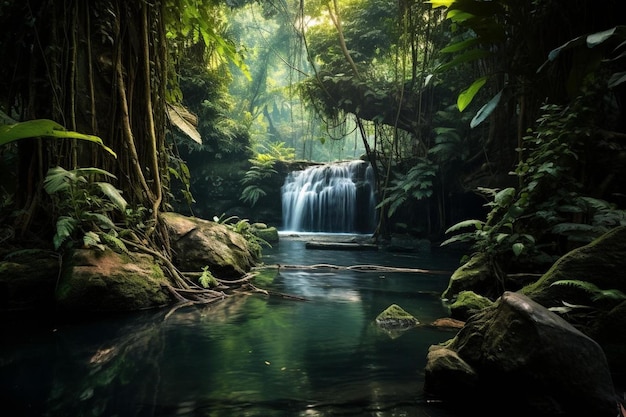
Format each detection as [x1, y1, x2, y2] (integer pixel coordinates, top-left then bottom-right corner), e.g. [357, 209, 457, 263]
[0, 233, 464, 417]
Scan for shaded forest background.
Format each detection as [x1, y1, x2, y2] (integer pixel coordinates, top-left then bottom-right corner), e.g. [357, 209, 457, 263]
[0, 0, 625, 289]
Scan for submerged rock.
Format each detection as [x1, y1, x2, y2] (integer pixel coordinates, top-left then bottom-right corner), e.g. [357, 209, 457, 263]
[375, 304, 420, 330]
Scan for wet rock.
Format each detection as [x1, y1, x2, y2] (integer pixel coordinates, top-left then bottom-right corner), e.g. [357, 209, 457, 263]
[162, 212, 257, 277]
[375, 304, 420, 330]
[448, 290, 493, 321]
[250, 223, 279, 244]
[57, 248, 171, 312]
[441, 252, 497, 300]
[424, 291, 619, 417]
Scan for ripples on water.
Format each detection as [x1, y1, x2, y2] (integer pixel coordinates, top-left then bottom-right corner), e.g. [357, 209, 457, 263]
[0, 234, 463, 417]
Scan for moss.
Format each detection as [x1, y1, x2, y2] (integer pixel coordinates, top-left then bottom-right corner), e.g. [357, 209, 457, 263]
[251, 226, 279, 244]
[56, 249, 171, 312]
[442, 253, 495, 300]
[449, 290, 493, 321]
[375, 304, 420, 329]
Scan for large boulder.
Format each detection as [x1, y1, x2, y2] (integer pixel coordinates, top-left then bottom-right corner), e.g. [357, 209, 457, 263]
[162, 212, 258, 278]
[424, 291, 619, 417]
[56, 248, 171, 312]
[521, 226, 626, 380]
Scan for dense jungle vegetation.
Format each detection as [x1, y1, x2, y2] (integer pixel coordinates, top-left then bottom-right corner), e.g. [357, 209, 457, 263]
[0, 0, 624, 300]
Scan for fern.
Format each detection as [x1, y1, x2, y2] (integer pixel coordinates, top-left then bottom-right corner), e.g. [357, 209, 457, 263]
[550, 280, 626, 302]
[199, 266, 218, 288]
[100, 232, 129, 254]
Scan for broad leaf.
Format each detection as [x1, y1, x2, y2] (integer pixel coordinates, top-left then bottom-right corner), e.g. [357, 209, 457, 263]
[586, 27, 619, 48]
[54, 216, 77, 250]
[608, 71, 626, 89]
[0, 119, 116, 158]
[445, 219, 484, 234]
[436, 49, 490, 73]
[441, 38, 480, 54]
[166, 103, 202, 144]
[96, 182, 128, 212]
[458, 77, 487, 112]
[426, 0, 455, 8]
[470, 90, 502, 128]
[512, 242, 524, 257]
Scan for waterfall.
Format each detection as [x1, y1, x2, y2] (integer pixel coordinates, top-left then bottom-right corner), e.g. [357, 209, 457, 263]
[281, 160, 376, 233]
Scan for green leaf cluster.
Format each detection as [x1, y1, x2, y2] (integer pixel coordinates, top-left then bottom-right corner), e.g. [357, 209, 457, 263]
[0, 118, 116, 158]
[213, 213, 271, 257]
[442, 97, 626, 269]
[44, 166, 129, 251]
[377, 158, 436, 218]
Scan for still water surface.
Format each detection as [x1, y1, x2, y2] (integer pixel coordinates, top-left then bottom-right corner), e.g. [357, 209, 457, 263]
[1, 234, 463, 417]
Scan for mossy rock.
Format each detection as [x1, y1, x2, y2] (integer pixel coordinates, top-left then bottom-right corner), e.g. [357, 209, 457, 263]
[449, 290, 494, 321]
[442, 253, 496, 300]
[56, 248, 171, 312]
[521, 225, 626, 306]
[251, 225, 279, 244]
[162, 212, 257, 277]
[375, 303, 420, 330]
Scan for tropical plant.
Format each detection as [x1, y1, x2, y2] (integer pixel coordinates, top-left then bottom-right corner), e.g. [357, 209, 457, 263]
[549, 280, 626, 323]
[377, 158, 436, 218]
[0, 118, 116, 158]
[442, 90, 626, 276]
[198, 266, 219, 288]
[43, 166, 128, 252]
[213, 213, 271, 257]
[239, 142, 293, 206]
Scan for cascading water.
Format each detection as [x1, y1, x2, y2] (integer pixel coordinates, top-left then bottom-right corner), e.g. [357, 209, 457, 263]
[281, 160, 377, 233]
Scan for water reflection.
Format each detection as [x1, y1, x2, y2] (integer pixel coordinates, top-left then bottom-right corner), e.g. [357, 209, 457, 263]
[0, 236, 461, 417]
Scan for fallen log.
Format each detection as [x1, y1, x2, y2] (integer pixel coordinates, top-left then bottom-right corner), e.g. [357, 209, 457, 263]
[305, 241, 378, 250]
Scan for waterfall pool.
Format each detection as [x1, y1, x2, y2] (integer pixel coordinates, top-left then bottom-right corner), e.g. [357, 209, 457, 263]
[0, 234, 464, 417]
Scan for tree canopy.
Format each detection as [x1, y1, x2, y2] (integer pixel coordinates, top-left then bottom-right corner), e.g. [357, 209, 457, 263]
[0, 0, 625, 293]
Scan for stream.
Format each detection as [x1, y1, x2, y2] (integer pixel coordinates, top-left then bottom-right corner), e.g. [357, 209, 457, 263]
[0, 233, 463, 417]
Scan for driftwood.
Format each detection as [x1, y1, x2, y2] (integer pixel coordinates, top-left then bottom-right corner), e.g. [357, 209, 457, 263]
[305, 241, 378, 251]
[255, 263, 451, 275]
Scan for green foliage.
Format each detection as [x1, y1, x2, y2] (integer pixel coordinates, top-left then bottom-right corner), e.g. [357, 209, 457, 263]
[539, 26, 626, 96]
[0, 117, 116, 157]
[165, 0, 250, 81]
[377, 159, 436, 217]
[44, 166, 129, 251]
[429, 0, 507, 120]
[442, 96, 626, 269]
[213, 213, 271, 256]
[549, 280, 626, 320]
[239, 142, 292, 206]
[168, 153, 195, 206]
[440, 186, 537, 261]
[550, 280, 626, 303]
[199, 266, 219, 288]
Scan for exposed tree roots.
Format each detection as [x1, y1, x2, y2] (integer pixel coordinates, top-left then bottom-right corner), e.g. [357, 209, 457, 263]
[162, 262, 451, 318]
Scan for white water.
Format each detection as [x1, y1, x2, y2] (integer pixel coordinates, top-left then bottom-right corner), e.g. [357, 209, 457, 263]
[281, 160, 376, 233]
